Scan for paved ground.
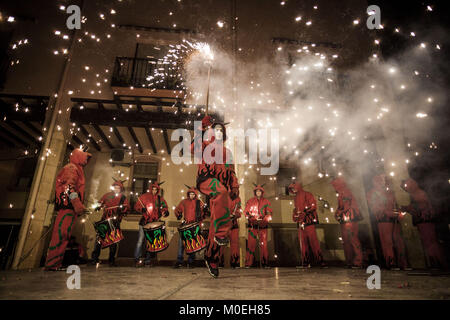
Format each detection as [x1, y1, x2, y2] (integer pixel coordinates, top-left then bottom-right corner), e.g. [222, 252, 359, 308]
[1, 264, 450, 300]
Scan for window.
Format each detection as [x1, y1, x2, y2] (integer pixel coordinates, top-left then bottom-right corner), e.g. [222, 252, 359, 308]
[130, 162, 159, 212]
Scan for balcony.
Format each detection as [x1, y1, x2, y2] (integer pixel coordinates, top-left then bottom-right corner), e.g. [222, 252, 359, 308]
[111, 57, 184, 98]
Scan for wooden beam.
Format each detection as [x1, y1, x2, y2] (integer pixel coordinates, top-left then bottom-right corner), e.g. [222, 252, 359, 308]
[78, 125, 101, 152]
[163, 129, 171, 155]
[3, 121, 41, 145]
[0, 99, 46, 122]
[72, 135, 87, 149]
[113, 127, 126, 147]
[144, 127, 157, 154]
[22, 122, 42, 136]
[0, 132, 17, 148]
[0, 125, 30, 148]
[127, 127, 143, 153]
[92, 124, 114, 149]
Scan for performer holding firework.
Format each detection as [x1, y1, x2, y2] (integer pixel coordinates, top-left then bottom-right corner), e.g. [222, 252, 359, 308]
[45, 148, 92, 271]
[133, 181, 169, 267]
[174, 185, 207, 268]
[288, 182, 326, 268]
[400, 178, 447, 269]
[191, 115, 240, 278]
[331, 177, 364, 268]
[367, 174, 409, 270]
[91, 178, 129, 267]
[244, 184, 272, 269]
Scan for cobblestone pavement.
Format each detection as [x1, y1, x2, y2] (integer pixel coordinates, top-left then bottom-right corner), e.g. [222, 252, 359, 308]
[1, 266, 449, 300]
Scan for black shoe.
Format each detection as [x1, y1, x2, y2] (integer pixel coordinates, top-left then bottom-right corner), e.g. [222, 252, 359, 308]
[135, 260, 144, 268]
[89, 259, 100, 266]
[187, 263, 195, 269]
[173, 262, 183, 269]
[320, 263, 328, 269]
[109, 261, 118, 267]
[204, 259, 219, 278]
[214, 236, 229, 246]
[231, 263, 240, 269]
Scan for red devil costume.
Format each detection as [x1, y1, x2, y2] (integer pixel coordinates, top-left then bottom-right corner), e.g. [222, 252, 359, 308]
[174, 186, 207, 267]
[45, 148, 92, 271]
[91, 179, 130, 266]
[244, 185, 272, 268]
[218, 196, 242, 268]
[134, 182, 169, 224]
[134, 181, 169, 265]
[288, 182, 325, 267]
[191, 115, 240, 277]
[331, 177, 364, 268]
[367, 174, 409, 269]
[400, 178, 447, 269]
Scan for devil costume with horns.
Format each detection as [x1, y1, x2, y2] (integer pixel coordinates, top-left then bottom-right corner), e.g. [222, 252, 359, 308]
[91, 178, 130, 266]
[191, 115, 240, 278]
[244, 184, 273, 268]
[288, 182, 325, 268]
[45, 148, 92, 271]
[133, 181, 169, 266]
[174, 185, 207, 268]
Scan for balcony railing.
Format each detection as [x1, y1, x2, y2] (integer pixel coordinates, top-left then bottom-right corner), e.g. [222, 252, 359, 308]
[111, 57, 184, 90]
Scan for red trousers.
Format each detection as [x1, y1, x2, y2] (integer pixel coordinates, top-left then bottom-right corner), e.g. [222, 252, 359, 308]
[45, 209, 77, 269]
[230, 227, 240, 266]
[245, 227, 268, 266]
[297, 225, 323, 265]
[199, 178, 232, 268]
[378, 222, 409, 268]
[340, 222, 363, 267]
[417, 223, 447, 268]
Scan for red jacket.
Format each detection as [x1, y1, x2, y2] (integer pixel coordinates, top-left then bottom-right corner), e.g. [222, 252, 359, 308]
[190, 117, 239, 196]
[134, 182, 169, 225]
[175, 187, 206, 224]
[288, 182, 319, 227]
[99, 180, 130, 222]
[367, 174, 399, 223]
[244, 185, 273, 228]
[331, 177, 363, 224]
[55, 148, 91, 212]
[401, 178, 436, 225]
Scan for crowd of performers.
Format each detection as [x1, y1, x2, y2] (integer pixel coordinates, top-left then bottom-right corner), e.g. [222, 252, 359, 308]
[44, 116, 448, 277]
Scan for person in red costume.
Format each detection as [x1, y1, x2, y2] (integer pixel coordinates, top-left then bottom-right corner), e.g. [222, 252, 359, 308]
[218, 196, 242, 268]
[173, 186, 207, 268]
[134, 181, 169, 267]
[288, 182, 326, 268]
[45, 148, 92, 271]
[331, 177, 364, 268]
[367, 174, 410, 270]
[400, 178, 447, 269]
[191, 115, 240, 278]
[244, 184, 273, 269]
[91, 178, 130, 266]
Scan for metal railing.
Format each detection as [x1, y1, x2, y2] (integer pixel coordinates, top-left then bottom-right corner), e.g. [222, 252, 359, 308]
[111, 57, 184, 90]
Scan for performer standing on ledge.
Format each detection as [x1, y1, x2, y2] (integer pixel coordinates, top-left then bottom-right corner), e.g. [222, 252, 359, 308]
[134, 181, 169, 267]
[288, 182, 326, 268]
[191, 115, 240, 278]
[244, 184, 272, 269]
[174, 186, 207, 268]
[91, 178, 129, 267]
[400, 178, 447, 269]
[367, 174, 409, 270]
[331, 177, 364, 269]
[45, 148, 92, 271]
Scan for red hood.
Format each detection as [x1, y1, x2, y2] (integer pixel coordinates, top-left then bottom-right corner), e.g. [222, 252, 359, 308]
[70, 148, 92, 167]
[186, 187, 199, 198]
[150, 182, 161, 195]
[401, 178, 419, 193]
[372, 174, 386, 190]
[112, 179, 125, 192]
[253, 184, 265, 196]
[331, 177, 350, 194]
[288, 182, 303, 194]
